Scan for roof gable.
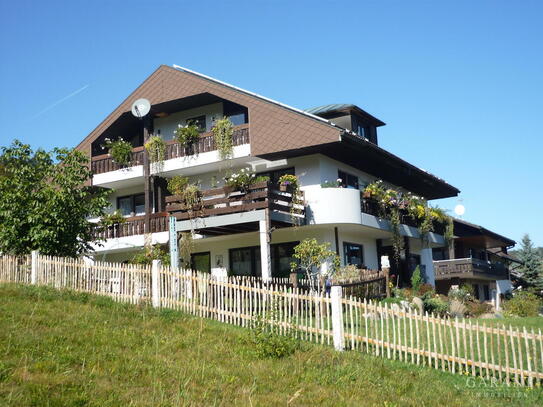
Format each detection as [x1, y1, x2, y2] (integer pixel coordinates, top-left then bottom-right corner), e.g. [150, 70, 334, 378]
[77, 65, 341, 156]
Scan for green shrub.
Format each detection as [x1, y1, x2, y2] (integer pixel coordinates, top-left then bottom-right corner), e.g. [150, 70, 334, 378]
[410, 266, 423, 294]
[130, 244, 171, 266]
[466, 301, 492, 317]
[448, 285, 472, 303]
[380, 297, 403, 306]
[424, 295, 448, 316]
[174, 124, 200, 150]
[103, 138, 132, 166]
[249, 314, 298, 359]
[503, 291, 542, 317]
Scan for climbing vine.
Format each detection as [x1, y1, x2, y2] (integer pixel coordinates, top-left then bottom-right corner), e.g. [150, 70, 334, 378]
[278, 174, 303, 226]
[363, 180, 454, 259]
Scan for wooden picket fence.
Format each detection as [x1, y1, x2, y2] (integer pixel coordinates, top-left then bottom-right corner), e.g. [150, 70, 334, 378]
[0, 253, 541, 387]
[340, 296, 543, 387]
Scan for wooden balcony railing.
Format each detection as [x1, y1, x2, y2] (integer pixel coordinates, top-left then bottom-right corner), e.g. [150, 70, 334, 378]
[91, 124, 250, 175]
[165, 181, 304, 222]
[92, 212, 169, 240]
[433, 258, 509, 281]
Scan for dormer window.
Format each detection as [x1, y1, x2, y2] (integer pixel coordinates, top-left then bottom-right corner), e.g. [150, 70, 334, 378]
[357, 124, 368, 139]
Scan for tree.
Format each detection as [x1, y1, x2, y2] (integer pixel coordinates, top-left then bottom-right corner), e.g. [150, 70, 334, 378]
[291, 238, 340, 293]
[0, 140, 110, 257]
[515, 234, 543, 291]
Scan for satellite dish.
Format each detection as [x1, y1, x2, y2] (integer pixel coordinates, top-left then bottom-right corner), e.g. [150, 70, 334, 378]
[454, 204, 465, 216]
[131, 98, 151, 118]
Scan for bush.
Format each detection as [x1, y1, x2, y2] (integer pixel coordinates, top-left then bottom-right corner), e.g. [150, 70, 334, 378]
[419, 283, 434, 296]
[380, 297, 403, 306]
[249, 314, 298, 359]
[448, 285, 472, 303]
[466, 301, 492, 317]
[410, 266, 423, 294]
[503, 291, 542, 317]
[103, 138, 132, 166]
[423, 295, 448, 316]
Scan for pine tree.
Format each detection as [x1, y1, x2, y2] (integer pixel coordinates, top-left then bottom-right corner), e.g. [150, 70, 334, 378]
[516, 234, 543, 291]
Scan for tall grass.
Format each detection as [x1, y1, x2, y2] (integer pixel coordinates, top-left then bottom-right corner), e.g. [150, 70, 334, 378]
[1, 284, 541, 406]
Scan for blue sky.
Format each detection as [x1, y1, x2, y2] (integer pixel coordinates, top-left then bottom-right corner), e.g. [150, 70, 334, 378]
[1, 0, 542, 247]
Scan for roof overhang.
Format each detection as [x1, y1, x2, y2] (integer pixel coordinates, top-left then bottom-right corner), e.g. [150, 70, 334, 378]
[453, 218, 516, 249]
[258, 133, 459, 200]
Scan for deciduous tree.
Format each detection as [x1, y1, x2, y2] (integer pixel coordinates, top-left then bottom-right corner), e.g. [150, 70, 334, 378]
[0, 140, 110, 257]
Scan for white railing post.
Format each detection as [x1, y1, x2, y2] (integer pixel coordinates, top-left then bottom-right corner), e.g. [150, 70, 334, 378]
[31, 250, 38, 285]
[151, 259, 161, 308]
[331, 285, 345, 351]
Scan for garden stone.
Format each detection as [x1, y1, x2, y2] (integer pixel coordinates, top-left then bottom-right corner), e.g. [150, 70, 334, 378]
[479, 313, 497, 319]
[412, 297, 424, 314]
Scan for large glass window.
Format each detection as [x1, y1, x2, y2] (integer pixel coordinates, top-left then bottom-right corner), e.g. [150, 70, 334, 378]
[191, 252, 211, 273]
[229, 242, 297, 277]
[338, 170, 359, 189]
[117, 193, 145, 216]
[186, 115, 206, 132]
[343, 242, 364, 267]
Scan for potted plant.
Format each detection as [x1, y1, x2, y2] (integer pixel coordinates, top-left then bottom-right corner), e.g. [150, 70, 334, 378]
[212, 117, 234, 160]
[174, 124, 200, 155]
[102, 138, 133, 166]
[278, 174, 297, 192]
[144, 135, 166, 172]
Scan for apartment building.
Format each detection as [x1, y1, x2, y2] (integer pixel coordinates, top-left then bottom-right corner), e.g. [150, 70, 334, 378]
[77, 65, 515, 296]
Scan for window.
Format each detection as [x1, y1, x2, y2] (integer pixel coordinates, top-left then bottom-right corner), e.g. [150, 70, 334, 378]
[257, 167, 295, 185]
[338, 170, 359, 189]
[186, 115, 206, 132]
[343, 242, 364, 267]
[357, 124, 368, 138]
[229, 242, 298, 277]
[223, 101, 248, 126]
[191, 252, 211, 273]
[230, 247, 260, 277]
[117, 193, 145, 216]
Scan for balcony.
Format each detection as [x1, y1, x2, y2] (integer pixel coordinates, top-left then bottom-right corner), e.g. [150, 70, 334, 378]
[92, 212, 169, 240]
[165, 181, 304, 235]
[433, 258, 509, 281]
[360, 197, 445, 235]
[91, 124, 250, 175]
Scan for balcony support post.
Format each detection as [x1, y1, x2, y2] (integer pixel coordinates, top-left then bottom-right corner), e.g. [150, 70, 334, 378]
[420, 247, 436, 287]
[259, 212, 272, 282]
[143, 119, 152, 241]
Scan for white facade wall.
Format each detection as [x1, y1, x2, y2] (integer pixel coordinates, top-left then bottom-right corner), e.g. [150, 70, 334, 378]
[153, 102, 223, 141]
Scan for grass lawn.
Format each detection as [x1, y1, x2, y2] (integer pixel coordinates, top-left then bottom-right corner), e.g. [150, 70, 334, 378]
[1, 284, 541, 406]
[472, 316, 543, 331]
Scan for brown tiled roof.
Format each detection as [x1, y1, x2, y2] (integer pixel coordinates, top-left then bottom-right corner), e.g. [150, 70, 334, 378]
[76, 65, 342, 157]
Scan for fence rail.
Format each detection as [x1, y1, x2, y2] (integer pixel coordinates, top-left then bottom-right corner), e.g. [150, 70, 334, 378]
[0, 253, 541, 387]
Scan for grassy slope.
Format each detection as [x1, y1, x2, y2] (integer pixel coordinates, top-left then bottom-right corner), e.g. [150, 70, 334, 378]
[0, 284, 541, 407]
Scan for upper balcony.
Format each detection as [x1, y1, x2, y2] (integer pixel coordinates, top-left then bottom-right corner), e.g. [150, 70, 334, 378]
[433, 258, 509, 281]
[91, 124, 250, 178]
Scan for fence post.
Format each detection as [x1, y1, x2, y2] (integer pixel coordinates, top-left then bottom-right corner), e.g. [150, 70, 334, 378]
[151, 259, 161, 308]
[331, 285, 345, 351]
[31, 250, 38, 285]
